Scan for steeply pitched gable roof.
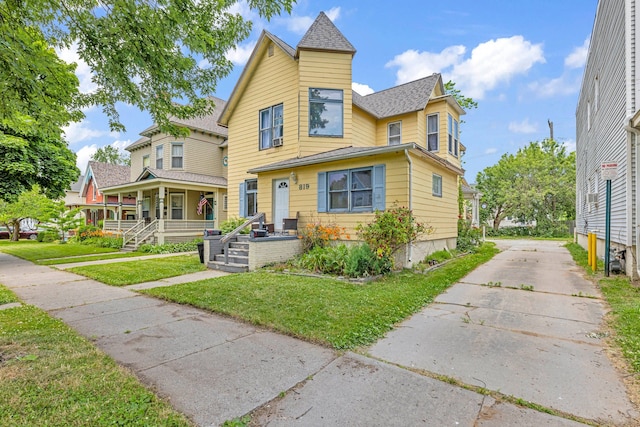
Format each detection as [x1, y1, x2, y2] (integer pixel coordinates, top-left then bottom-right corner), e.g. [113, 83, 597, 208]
[353, 74, 441, 118]
[297, 12, 356, 55]
[89, 161, 131, 188]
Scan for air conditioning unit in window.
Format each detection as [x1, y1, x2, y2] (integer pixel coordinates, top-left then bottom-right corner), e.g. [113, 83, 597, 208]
[587, 193, 598, 204]
[273, 137, 283, 147]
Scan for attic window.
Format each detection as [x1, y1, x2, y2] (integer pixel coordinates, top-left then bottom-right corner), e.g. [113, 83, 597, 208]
[268, 44, 274, 57]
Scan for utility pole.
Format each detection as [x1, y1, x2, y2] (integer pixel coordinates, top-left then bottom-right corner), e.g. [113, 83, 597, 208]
[548, 119, 554, 140]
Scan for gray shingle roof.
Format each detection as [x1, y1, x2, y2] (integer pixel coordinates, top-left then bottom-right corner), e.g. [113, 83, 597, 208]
[136, 96, 228, 140]
[265, 30, 296, 58]
[69, 176, 84, 192]
[297, 12, 356, 54]
[353, 74, 440, 118]
[89, 161, 131, 189]
[140, 168, 227, 187]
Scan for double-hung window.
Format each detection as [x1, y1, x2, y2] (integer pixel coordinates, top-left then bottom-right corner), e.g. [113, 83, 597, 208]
[142, 154, 150, 168]
[432, 174, 443, 197]
[388, 121, 401, 145]
[171, 143, 183, 168]
[427, 114, 439, 151]
[239, 179, 258, 217]
[156, 145, 163, 169]
[318, 165, 385, 213]
[259, 104, 284, 149]
[309, 88, 343, 137]
[447, 114, 459, 157]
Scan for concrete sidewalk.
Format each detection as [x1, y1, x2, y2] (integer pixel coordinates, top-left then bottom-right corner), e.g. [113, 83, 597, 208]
[0, 241, 636, 426]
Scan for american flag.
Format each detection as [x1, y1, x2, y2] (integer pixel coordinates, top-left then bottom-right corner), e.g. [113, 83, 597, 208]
[197, 196, 208, 215]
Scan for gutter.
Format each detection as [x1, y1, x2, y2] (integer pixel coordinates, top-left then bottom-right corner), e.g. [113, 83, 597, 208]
[404, 149, 413, 266]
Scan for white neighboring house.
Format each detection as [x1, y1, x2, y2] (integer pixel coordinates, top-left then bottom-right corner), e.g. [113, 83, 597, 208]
[576, 0, 640, 276]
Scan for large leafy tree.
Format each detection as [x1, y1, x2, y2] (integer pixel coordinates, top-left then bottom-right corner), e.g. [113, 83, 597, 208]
[1, 0, 295, 134]
[0, 186, 56, 240]
[1, 0, 294, 202]
[91, 145, 130, 166]
[476, 139, 576, 230]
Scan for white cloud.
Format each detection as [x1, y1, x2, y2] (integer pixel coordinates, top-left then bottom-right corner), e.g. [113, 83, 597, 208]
[385, 45, 466, 85]
[528, 74, 581, 98]
[75, 144, 98, 173]
[562, 139, 576, 152]
[508, 118, 538, 134]
[386, 36, 545, 100]
[485, 147, 498, 155]
[56, 43, 97, 94]
[352, 82, 374, 95]
[284, 7, 341, 35]
[226, 41, 257, 65]
[63, 120, 115, 145]
[565, 38, 589, 69]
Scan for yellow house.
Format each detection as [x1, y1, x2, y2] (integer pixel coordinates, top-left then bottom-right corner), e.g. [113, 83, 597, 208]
[101, 97, 229, 248]
[219, 12, 466, 266]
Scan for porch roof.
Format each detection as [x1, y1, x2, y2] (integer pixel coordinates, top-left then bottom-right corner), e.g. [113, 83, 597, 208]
[247, 143, 464, 176]
[101, 168, 227, 193]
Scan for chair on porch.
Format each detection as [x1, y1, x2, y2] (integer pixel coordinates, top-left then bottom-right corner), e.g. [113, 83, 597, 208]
[282, 212, 299, 235]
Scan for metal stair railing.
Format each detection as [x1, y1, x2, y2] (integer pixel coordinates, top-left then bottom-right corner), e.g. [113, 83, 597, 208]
[220, 212, 264, 265]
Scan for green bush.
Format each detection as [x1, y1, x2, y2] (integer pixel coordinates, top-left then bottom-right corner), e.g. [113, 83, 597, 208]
[80, 236, 123, 248]
[485, 223, 570, 238]
[219, 218, 250, 234]
[138, 240, 200, 254]
[296, 243, 391, 278]
[457, 220, 481, 252]
[37, 230, 59, 243]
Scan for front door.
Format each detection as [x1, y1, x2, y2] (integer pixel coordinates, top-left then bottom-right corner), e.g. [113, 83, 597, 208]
[205, 196, 214, 221]
[274, 179, 289, 231]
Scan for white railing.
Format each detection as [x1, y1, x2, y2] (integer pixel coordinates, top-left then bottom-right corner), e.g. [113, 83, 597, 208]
[104, 220, 138, 231]
[122, 219, 157, 248]
[164, 220, 215, 230]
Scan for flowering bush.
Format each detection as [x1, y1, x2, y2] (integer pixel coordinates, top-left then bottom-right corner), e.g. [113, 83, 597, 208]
[298, 222, 348, 252]
[356, 206, 431, 262]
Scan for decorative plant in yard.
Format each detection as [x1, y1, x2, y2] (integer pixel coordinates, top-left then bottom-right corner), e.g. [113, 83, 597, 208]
[356, 205, 431, 265]
[298, 221, 348, 252]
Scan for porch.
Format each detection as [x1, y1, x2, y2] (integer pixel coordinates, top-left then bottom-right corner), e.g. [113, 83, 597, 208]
[104, 219, 215, 248]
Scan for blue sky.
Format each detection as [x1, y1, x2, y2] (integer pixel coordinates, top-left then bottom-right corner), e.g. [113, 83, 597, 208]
[59, 0, 597, 183]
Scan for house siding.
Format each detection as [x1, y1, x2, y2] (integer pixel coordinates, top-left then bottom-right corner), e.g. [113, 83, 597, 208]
[352, 106, 377, 146]
[227, 41, 299, 218]
[375, 112, 418, 147]
[576, 0, 628, 245]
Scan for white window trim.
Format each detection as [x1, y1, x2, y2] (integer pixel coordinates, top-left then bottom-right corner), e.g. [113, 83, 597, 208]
[328, 167, 373, 212]
[427, 113, 439, 152]
[142, 154, 150, 169]
[156, 144, 164, 169]
[432, 174, 443, 197]
[171, 142, 184, 169]
[447, 114, 454, 155]
[388, 121, 402, 145]
[309, 88, 344, 137]
[259, 104, 284, 150]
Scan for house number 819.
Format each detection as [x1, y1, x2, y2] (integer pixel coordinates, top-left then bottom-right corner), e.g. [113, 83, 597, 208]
[298, 184, 310, 190]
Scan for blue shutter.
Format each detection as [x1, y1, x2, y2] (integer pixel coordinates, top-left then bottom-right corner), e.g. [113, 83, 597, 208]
[317, 172, 327, 212]
[373, 164, 385, 211]
[239, 182, 246, 217]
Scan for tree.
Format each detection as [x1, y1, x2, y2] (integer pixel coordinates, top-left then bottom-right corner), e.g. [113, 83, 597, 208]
[0, 24, 82, 202]
[476, 139, 576, 231]
[445, 80, 478, 112]
[92, 145, 131, 166]
[46, 202, 84, 241]
[1, 0, 295, 134]
[0, 186, 55, 241]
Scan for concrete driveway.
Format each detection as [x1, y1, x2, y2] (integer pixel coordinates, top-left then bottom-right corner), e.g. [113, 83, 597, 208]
[1, 240, 638, 426]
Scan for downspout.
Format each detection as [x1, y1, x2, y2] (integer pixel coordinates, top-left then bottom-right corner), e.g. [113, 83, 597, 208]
[624, 114, 640, 277]
[404, 149, 413, 266]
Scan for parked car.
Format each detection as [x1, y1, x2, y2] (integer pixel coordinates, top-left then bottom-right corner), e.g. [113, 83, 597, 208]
[0, 228, 38, 240]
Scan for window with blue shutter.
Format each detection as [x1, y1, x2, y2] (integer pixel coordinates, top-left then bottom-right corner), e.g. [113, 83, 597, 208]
[317, 165, 385, 213]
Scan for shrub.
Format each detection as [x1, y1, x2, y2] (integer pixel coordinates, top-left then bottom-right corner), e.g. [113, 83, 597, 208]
[37, 230, 59, 243]
[298, 222, 348, 252]
[138, 240, 200, 254]
[344, 243, 392, 278]
[75, 225, 103, 241]
[457, 220, 481, 252]
[356, 205, 430, 263]
[80, 236, 123, 248]
[219, 218, 250, 235]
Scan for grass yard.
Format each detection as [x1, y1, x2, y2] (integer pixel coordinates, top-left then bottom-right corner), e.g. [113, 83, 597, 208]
[0, 241, 119, 262]
[142, 243, 499, 350]
[566, 243, 640, 373]
[66, 255, 206, 286]
[0, 286, 192, 427]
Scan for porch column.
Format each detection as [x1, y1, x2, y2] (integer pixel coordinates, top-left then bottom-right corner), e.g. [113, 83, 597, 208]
[137, 190, 143, 220]
[102, 201, 107, 229]
[117, 193, 122, 230]
[472, 193, 481, 227]
[158, 186, 165, 233]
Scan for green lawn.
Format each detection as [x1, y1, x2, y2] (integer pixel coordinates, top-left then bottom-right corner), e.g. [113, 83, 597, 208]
[142, 243, 499, 349]
[0, 241, 119, 262]
[0, 286, 192, 427]
[566, 243, 640, 373]
[66, 255, 206, 286]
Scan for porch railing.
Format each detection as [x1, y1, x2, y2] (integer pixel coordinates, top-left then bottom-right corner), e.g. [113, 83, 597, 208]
[104, 220, 138, 232]
[164, 220, 215, 230]
[220, 212, 264, 265]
